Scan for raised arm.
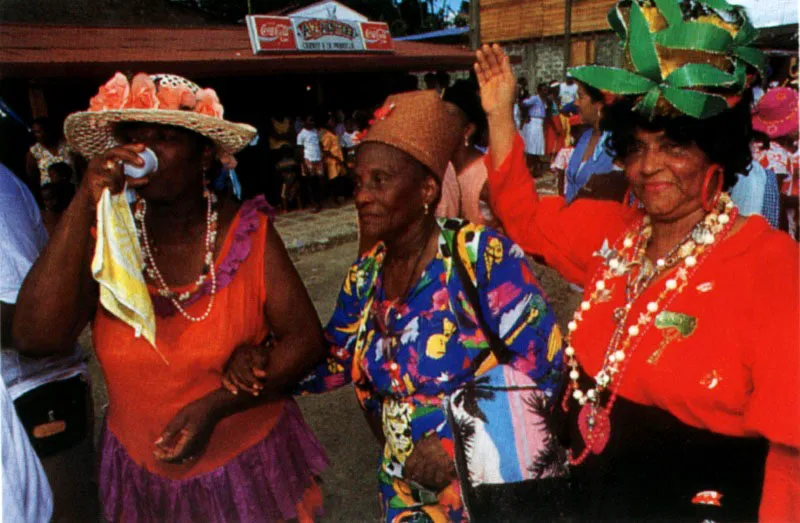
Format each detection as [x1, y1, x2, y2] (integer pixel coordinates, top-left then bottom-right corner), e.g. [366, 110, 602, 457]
[12, 144, 149, 357]
[474, 44, 629, 285]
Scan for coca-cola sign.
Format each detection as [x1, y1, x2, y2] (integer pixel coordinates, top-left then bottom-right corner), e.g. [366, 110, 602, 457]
[246, 16, 296, 52]
[360, 22, 394, 51]
[246, 15, 393, 54]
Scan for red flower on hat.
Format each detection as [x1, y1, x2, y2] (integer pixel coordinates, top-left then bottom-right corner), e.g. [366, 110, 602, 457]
[194, 88, 224, 119]
[157, 84, 197, 111]
[126, 73, 159, 110]
[372, 103, 395, 122]
[89, 72, 130, 111]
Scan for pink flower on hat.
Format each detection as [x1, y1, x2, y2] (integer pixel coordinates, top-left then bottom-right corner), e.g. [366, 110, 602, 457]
[195, 88, 224, 119]
[126, 73, 159, 110]
[156, 84, 197, 111]
[89, 72, 130, 111]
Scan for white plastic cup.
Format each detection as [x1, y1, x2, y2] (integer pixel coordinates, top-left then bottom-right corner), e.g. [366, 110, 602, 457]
[124, 147, 158, 179]
[124, 148, 158, 202]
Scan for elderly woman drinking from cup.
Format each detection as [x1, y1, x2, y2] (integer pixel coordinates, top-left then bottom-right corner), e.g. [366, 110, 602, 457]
[475, 0, 799, 519]
[12, 73, 328, 522]
[225, 90, 567, 522]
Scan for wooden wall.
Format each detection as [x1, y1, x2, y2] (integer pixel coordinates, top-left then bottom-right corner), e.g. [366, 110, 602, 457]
[481, 0, 618, 43]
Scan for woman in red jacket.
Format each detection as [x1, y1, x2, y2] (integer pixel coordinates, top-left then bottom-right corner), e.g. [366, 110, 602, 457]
[474, 0, 798, 519]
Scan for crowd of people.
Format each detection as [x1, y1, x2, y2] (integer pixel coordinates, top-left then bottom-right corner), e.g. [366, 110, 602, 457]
[1, 0, 798, 522]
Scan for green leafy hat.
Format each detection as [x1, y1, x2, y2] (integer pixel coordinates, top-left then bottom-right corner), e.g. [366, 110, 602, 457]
[570, 0, 765, 119]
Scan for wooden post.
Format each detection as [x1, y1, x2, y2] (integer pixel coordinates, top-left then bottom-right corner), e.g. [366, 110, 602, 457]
[563, 0, 573, 75]
[469, 0, 481, 51]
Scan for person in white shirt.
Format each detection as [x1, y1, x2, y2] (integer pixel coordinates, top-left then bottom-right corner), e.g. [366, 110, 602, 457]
[2, 377, 53, 523]
[558, 75, 579, 108]
[296, 115, 325, 212]
[0, 163, 95, 521]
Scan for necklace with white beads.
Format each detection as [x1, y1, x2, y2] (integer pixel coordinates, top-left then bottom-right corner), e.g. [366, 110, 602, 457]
[562, 193, 737, 465]
[134, 189, 219, 322]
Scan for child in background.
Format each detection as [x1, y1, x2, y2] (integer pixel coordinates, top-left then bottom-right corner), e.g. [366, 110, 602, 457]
[340, 118, 359, 171]
[320, 114, 347, 205]
[296, 114, 324, 212]
[277, 156, 303, 213]
[551, 126, 580, 197]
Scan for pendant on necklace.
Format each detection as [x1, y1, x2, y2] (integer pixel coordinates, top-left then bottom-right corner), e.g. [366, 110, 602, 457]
[612, 307, 627, 325]
[578, 404, 611, 455]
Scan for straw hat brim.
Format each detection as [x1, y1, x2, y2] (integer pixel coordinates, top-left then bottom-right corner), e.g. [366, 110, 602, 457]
[64, 109, 258, 158]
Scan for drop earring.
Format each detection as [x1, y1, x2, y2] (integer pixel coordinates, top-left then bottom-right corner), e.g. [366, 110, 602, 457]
[424, 202, 430, 215]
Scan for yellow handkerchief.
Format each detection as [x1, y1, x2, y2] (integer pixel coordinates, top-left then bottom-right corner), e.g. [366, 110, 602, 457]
[91, 188, 164, 361]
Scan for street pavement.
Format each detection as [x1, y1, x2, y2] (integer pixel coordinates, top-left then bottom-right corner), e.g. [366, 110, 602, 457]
[274, 203, 359, 259]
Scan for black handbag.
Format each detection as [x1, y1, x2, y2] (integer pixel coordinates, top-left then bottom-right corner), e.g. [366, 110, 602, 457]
[448, 226, 570, 522]
[13, 375, 90, 457]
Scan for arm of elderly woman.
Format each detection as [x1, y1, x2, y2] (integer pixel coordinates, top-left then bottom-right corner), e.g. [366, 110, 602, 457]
[223, 252, 384, 436]
[12, 144, 149, 356]
[475, 44, 627, 285]
[156, 221, 326, 462]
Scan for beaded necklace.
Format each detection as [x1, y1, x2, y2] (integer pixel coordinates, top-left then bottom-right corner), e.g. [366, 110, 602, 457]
[562, 193, 738, 465]
[134, 189, 219, 323]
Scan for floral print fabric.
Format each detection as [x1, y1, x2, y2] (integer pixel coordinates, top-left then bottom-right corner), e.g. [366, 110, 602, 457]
[298, 219, 564, 522]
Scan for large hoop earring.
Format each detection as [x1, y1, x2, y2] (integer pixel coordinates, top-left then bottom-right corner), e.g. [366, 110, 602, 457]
[701, 165, 724, 212]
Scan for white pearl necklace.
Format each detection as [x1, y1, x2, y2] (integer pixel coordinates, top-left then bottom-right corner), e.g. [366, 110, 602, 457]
[563, 194, 737, 465]
[134, 190, 219, 323]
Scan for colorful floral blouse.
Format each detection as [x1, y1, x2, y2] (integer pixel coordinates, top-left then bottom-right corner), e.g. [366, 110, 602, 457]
[298, 219, 564, 522]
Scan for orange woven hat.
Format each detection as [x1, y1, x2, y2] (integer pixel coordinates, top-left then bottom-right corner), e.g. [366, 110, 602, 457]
[359, 90, 466, 180]
[64, 72, 257, 159]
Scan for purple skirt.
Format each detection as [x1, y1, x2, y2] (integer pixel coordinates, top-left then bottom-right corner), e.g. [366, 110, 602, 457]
[98, 400, 328, 523]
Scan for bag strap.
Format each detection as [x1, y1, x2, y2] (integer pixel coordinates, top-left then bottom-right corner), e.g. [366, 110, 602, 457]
[450, 225, 513, 365]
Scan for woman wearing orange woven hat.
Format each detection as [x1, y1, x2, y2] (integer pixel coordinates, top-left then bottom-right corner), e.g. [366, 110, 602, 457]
[475, 0, 798, 520]
[225, 89, 568, 521]
[751, 87, 799, 238]
[12, 73, 329, 522]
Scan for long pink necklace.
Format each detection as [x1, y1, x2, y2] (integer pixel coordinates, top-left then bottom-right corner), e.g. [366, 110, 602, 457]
[562, 194, 737, 465]
[134, 189, 219, 322]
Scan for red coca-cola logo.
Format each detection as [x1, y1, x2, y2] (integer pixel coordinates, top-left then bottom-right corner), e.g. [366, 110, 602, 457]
[363, 27, 388, 44]
[259, 21, 292, 43]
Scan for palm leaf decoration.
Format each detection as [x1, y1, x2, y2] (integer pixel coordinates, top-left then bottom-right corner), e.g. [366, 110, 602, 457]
[570, 0, 763, 120]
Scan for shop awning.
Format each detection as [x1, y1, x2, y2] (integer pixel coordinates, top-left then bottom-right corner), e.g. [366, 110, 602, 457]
[0, 23, 477, 79]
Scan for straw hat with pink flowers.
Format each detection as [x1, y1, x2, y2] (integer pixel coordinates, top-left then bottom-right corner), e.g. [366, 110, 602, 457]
[751, 87, 799, 139]
[64, 73, 257, 159]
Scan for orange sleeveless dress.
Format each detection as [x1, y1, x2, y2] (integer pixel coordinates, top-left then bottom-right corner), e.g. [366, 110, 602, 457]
[93, 196, 327, 522]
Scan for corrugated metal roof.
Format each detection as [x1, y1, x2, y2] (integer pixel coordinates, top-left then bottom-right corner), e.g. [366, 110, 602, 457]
[395, 27, 470, 41]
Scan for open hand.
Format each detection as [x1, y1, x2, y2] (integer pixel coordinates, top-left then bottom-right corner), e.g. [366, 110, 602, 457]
[153, 396, 219, 464]
[222, 343, 270, 396]
[403, 434, 457, 492]
[474, 44, 517, 118]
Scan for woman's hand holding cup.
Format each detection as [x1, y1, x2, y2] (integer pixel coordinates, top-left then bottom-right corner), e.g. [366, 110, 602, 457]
[80, 143, 150, 207]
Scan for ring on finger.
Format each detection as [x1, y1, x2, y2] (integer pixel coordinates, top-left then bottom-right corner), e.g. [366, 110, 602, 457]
[104, 159, 117, 172]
